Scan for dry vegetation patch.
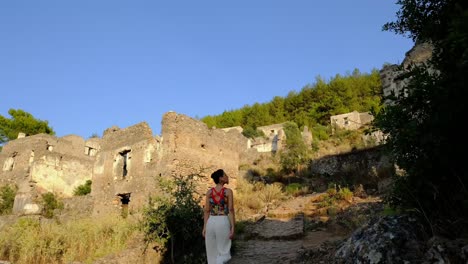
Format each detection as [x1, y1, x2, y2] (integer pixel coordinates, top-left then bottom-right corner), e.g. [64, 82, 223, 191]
[0, 215, 139, 264]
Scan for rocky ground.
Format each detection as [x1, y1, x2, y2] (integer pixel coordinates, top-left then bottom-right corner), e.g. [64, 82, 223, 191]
[228, 191, 468, 264]
[229, 193, 383, 264]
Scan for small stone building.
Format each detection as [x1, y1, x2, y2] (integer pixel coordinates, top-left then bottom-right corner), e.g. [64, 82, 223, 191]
[330, 111, 374, 131]
[248, 123, 313, 153]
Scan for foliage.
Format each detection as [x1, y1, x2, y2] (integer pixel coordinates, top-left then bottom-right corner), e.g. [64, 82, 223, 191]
[201, 70, 382, 130]
[258, 183, 285, 205]
[280, 121, 309, 173]
[285, 183, 308, 197]
[0, 109, 55, 144]
[241, 126, 264, 139]
[235, 177, 287, 220]
[73, 180, 92, 196]
[41, 192, 64, 219]
[89, 133, 99, 138]
[0, 185, 17, 215]
[0, 216, 137, 264]
[311, 124, 330, 141]
[318, 184, 354, 208]
[140, 173, 205, 264]
[375, 0, 468, 236]
[336, 187, 353, 202]
[330, 127, 367, 150]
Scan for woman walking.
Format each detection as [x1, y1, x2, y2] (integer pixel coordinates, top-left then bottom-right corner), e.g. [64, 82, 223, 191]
[203, 169, 235, 264]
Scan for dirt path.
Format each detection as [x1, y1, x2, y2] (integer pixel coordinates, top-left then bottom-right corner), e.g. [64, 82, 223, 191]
[230, 194, 346, 264]
[229, 194, 381, 264]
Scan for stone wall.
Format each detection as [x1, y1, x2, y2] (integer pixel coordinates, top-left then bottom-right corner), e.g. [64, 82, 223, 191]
[309, 146, 394, 192]
[330, 111, 374, 131]
[159, 112, 248, 194]
[91, 122, 160, 216]
[91, 113, 249, 216]
[0, 133, 96, 215]
[0, 112, 250, 217]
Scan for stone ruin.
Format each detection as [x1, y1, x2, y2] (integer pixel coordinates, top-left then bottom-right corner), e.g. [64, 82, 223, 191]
[380, 41, 433, 105]
[223, 123, 313, 154]
[330, 111, 374, 131]
[0, 111, 249, 217]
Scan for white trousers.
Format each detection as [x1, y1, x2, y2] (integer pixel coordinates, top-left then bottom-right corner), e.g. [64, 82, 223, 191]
[205, 215, 232, 264]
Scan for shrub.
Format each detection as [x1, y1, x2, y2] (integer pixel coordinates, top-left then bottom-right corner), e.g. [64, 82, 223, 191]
[73, 180, 92, 196]
[336, 187, 353, 202]
[258, 183, 285, 206]
[0, 184, 17, 215]
[326, 185, 337, 196]
[41, 192, 64, 218]
[318, 185, 354, 208]
[235, 177, 287, 219]
[140, 173, 205, 264]
[241, 127, 264, 138]
[311, 124, 330, 141]
[285, 183, 308, 197]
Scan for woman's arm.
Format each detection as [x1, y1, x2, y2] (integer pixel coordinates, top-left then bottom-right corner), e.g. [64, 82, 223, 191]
[228, 188, 235, 239]
[202, 190, 211, 238]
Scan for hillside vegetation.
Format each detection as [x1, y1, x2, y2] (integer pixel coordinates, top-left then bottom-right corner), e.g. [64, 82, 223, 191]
[201, 69, 382, 135]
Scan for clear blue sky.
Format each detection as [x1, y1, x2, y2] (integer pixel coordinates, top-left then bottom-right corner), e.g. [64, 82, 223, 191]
[1, 1, 413, 138]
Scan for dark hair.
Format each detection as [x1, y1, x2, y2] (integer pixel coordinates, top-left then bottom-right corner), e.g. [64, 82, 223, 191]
[211, 169, 225, 184]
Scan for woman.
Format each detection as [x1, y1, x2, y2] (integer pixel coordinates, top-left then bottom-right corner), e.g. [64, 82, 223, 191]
[202, 169, 235, 264]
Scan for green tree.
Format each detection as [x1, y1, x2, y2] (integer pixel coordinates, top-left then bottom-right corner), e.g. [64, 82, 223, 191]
[375, 0, 468, 236]
[41, 192, 63, 218]
[140, 173, 205, 263]
[0, 185, 17, 215]
[200, 70, 382, 132]
[268, 96, 287, 122]
[0, 109, 55, 144]
[280, 121, 308, 174]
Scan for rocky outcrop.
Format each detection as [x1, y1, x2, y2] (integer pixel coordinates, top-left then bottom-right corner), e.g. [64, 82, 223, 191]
[299, 214, 468, 264]
[309, 147, 394, 193]
[334, 215, 426, 263]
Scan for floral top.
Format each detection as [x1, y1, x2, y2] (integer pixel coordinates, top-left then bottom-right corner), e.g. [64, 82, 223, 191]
[209, 187, 229, 215]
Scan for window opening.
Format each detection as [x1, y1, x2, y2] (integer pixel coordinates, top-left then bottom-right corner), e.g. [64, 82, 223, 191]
[117, 193, 131, 218]
[119, 150, 131, 178]
[85, 147, 97, 156]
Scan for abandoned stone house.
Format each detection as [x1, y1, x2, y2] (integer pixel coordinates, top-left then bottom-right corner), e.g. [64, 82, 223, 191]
[223, 123, 313, 153]
[330, 111, 374, 131]
[0, 111, 249, 217]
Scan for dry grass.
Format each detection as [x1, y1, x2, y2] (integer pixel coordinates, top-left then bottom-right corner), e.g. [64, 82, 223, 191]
[0, 215, 138, 264]
[234, 177, 287, 220]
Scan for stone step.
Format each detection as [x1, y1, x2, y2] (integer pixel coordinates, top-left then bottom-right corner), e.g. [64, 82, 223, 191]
[230, 239, 303, 264]
[246, 214, 304, 241]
